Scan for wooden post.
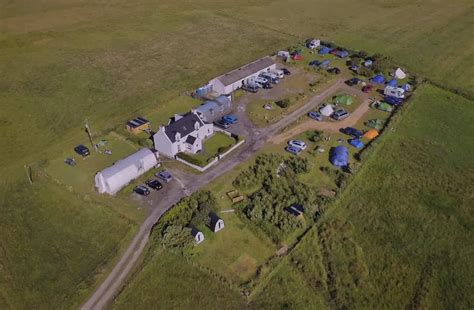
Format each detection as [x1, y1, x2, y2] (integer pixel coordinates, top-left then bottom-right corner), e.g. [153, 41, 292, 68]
[24, 165, 33, 185]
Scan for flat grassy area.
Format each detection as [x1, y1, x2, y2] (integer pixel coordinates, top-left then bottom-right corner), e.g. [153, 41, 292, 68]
[252, 84, 474, 308]
[112, 251, 246, 310]
[0, 177, 135, 309]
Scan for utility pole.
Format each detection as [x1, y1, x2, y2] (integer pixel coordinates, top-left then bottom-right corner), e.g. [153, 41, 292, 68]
[85, 119, 98, 152]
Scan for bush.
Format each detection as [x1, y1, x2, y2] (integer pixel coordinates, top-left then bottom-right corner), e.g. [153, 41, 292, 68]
[286, 157, 312, 174]
[306, 130, 322, 142]
[161, 225, 193, 249]
[275, 98, 291, 109]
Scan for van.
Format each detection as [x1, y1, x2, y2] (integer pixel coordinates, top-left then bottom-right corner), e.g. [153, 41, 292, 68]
[271, 69, 284, 79]
[384, 86, 405, 99]
[260, 72, 279, 84]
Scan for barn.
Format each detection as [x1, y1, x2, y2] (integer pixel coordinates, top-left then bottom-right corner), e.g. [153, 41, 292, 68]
[208, 56, 276, 95]
[95, 148, 159, 195]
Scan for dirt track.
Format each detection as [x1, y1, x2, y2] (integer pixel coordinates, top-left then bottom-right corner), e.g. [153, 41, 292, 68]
[270, 98, 371, 144]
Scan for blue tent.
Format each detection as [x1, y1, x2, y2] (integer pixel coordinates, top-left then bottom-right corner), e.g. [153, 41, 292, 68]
[319, 59, 331, 68]
[330, 146, 349, 167]
[349, 139, 364, 149]
[319, 46, 332, 54]
[336, 50, 349, 58]
[371, 74, 385, 84]
[402, 83, 411, 91]
[387, 79, 397, 87]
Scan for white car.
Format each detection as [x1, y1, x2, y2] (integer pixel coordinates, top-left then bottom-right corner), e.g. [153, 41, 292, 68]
[288, 140, 307, 150]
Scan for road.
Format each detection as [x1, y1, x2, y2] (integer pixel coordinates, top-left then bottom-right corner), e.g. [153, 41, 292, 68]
[82, 77, 368, 309]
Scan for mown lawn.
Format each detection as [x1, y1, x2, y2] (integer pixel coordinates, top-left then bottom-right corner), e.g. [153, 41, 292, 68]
[252, 84, 474, 308]
[189, 132, 236, 164]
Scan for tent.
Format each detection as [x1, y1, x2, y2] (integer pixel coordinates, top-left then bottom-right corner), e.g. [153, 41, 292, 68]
[320, 104, 334, 116]
[371, 74, 385, 84]
[365, 119, 384, 130]
[336, 50, 349, 58]
[364, 59, 373, 67]
[364, 129, 379, 139]
[330, 146, 349, 167]
[292, 54, 303, 61]
[387, 79, 398, 87]
[319, 59, 331, 68]
[402, 83, 412, 92]
[376, 102, 393, 112]
[319, 46, 332, 54]
[277, 50, 290, 59]
[349, 139, 364, 149]
[333, 94, 353, 105]
[394, 68, 407, 79]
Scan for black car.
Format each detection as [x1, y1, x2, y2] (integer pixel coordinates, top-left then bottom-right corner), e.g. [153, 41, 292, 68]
[214, 119, 231, 129]
[282, 68, 291, 75]
[146, 179, 163, 190]
[134, 185, 150, 196]
[74, 144, 90, 157]
[327, 67, 341, 74]
[345, 77, 361, 86]
[262, 82, 273, 89]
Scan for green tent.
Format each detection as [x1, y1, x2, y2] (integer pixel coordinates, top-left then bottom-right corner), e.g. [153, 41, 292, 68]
[376, 102, 393, 112]
[333, 94, 353, 105]
[365, 119, 384, 130]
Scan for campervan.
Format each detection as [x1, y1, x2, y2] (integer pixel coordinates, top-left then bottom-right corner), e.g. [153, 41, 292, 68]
[260, 72, 279, 84]
[384, 86, 405, 99]
[271, 69, 285, 79]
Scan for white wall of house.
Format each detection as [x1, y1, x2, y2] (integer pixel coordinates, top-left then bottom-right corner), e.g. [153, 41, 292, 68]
[153, 122, 214, 158]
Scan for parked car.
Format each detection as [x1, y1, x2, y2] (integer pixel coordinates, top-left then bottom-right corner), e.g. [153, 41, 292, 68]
[362, 84, 373, 93]
[241, 84, 258, 93]
[345, 78, 361, 86]
[260, 72, 279, 84]
[223, 114, 238, 124]
[281, 68, 291, 75]
[214, 119, 231, 129]
[64, 157, 76, 166]
[308, 111, 323, 121]
[146, 179, 163, 190]
[309, 60, 320, 67]
[327, 67, 341, 74]
[341, 127, 363, 138]
[156, 170, 173, 183]
[134, 185, 150, 196]
[74, 144, 90, 157]
[384, 95, 403, 106]
[285, 145, 303, 156]
[288, 140, 307, 150]
[331, 109, 350, 120]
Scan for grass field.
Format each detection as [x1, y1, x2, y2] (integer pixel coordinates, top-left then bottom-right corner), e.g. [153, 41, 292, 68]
[112, 250, 246, 310]
[252, 84, 474, 308]
[1, 0, 473, 308]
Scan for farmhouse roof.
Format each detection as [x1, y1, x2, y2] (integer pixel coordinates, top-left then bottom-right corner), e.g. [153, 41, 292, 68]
[165, 112, 204, 142]
[216, 56, 274, 86]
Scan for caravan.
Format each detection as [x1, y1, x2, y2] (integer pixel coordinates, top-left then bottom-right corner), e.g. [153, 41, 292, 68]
[271, 69, 285, 79]
[384, 86, 405, 99]
[260, 72, 279, 84]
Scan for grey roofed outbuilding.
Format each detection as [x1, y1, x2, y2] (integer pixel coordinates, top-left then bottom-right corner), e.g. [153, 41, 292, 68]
[196, 100, 222, 121]
[216, 56, 275, 86]
[164, 112, 204, 142]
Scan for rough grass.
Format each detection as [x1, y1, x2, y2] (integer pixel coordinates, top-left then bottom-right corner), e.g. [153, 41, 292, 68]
[252, 84, 474, 308]
[112, 250, 246, 310]
[0, 177, 135, 309]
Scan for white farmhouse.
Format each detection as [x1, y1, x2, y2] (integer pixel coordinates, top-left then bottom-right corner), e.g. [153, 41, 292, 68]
[153, 111, 213, 158]
[95, 148, 159, 195]
[208, 56, 276, 95]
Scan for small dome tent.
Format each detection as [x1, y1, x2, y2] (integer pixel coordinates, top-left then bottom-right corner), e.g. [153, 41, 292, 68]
[319, 46, 332, 54]
[349, 139, 365, 149]
[330, 146, 349, 167]
[320, 104, 334, 117]
[333, 94, 353, 105]
[371, 74, 385, 84]
[364, 129, 379, 139]
[387, 79, 398, 87]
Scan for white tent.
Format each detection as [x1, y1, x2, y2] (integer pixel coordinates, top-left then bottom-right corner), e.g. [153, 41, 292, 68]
[394, 68, 407, 79]
[320, 104, 334, 117]
[95, 148, 159, 195]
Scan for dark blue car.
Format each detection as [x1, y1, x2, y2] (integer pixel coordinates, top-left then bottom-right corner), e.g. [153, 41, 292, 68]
[223, 115, 238, 124]
[384, 96, 403, 106]
[341, 127, 363, 138]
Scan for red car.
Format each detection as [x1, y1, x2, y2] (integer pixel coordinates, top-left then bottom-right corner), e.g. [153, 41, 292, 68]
[362, 84, 373, 93]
